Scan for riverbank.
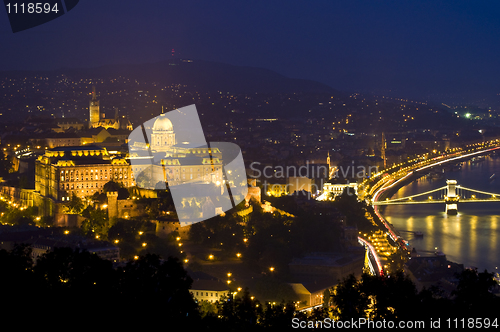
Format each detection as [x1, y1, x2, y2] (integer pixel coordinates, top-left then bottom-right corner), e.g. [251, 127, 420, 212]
[373, 153, 495, 272]
[379, 155, 500, 274]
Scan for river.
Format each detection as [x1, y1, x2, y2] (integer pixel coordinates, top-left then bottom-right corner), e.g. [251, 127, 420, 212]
[381, 155, 500, 274]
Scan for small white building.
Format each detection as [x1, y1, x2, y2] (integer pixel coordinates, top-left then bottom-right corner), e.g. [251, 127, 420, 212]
[322, 182, 358, 198]
[188, 271, 230, 303]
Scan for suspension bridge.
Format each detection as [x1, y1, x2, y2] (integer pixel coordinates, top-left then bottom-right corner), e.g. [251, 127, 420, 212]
[373, 179, 500, 214]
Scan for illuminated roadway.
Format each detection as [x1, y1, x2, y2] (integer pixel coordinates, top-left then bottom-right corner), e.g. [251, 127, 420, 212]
[358, 139, 500, 273]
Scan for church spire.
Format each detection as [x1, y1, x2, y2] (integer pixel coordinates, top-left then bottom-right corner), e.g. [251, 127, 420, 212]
[327, 151, 331, 179]
[89, 86, 100, 128]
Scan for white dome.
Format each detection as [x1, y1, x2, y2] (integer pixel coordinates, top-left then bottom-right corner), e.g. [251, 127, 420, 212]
[153, 114, 173, 131]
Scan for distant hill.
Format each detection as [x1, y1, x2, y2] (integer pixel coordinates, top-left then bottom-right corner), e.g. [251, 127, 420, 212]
[2, 59, 337, 94]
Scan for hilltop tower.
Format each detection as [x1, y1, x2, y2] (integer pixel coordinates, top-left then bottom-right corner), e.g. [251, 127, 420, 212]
[381, 132, 386, 169]
[89, 86, 100, 128]
[327, 151, 331, 179]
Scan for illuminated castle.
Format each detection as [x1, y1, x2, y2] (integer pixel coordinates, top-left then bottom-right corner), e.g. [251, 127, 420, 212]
[128, 112, 224, 188]
[89, 86, 133, 131]
[150, 113, 176, 152]
[34, 145, 133, 216]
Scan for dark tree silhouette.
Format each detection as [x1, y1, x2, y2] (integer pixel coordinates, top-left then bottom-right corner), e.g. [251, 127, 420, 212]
[452, 269, 498, 316]
[103, 180, 122, 192]
[63, 192, 84, 214]
[332, 274, 368, 319]
[117, 254, 199, 320]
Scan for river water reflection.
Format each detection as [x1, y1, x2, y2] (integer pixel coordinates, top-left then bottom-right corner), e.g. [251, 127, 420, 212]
[382, 155, 500, 273]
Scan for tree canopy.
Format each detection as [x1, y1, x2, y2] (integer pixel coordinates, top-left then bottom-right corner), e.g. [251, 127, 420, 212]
[0, 245, 498, 327]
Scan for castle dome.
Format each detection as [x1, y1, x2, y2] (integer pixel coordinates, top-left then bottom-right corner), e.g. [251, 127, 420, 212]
[153, 114, 173, 131]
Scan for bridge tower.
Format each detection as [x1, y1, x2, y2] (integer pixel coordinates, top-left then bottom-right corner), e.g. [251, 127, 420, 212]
[445, 179, 459, 215]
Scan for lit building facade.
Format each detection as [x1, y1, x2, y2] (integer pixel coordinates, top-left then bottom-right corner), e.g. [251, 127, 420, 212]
[35, 146, 134, 215]
[33, 112, 226, 216]
[322, 182, 358, 198]
[150, 114, 176, 152]
[189, 285, 230, 304]
[188, 273, 231, 304]
[89, 87, 133, 131]
[128, 113, 224, 188]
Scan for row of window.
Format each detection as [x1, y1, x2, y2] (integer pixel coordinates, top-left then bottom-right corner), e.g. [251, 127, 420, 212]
[61, 182, 104, 190]
[61, 176, 109, 181]
[60, 168, 129, 174]
[61, 189, 100, 197]
[132, 167, 219, 173]
[153, 138, 175, 145]
[60, 169, 132, 182]
[60, 182, 134, 198]
[192, 291, 226, 298]
[60, 174, 130, 181]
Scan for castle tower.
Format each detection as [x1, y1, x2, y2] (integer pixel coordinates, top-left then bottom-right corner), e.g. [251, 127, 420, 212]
[113, 107, 120, 129]
[445, 179, 458, 215]
[106, 191, 118, 219]
[89, 86, 100, 128]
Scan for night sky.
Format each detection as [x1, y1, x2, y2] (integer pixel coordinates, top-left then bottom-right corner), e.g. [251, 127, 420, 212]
[2, 0, 500, 102]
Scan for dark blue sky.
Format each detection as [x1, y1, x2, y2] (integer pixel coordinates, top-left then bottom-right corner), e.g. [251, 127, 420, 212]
[2, 0, 500, 102]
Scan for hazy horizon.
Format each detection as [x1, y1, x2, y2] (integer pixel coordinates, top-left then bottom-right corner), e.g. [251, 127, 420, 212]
[2, 1, 500, 106]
